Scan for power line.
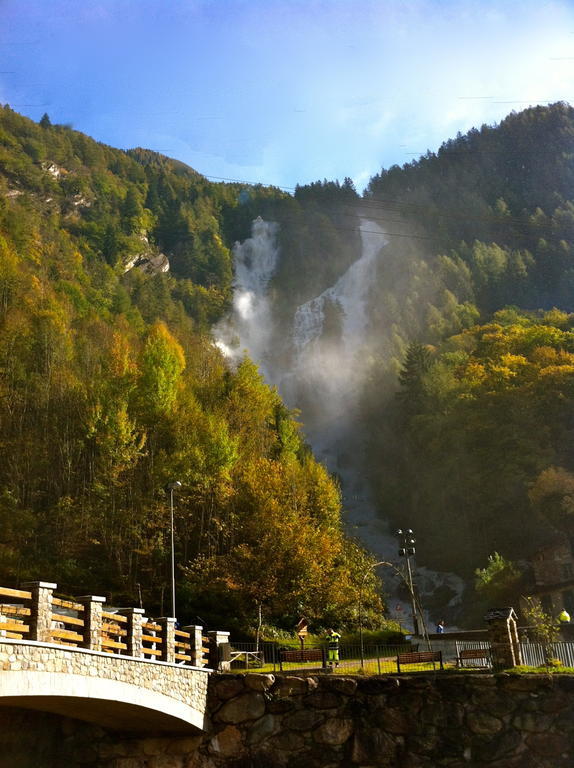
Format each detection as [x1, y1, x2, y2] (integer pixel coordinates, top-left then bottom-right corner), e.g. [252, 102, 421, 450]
[201, 172, 556, 237]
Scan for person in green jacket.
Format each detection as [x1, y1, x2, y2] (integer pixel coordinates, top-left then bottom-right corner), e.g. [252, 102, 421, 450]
[326, 629, 341, 667]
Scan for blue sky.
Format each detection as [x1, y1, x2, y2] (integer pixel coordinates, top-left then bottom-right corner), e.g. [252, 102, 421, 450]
[2, 0, 574, 190]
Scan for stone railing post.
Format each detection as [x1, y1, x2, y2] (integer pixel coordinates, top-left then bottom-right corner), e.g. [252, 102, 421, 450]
[157, 617, 176, 663]
[22, 581, 56, 643]
[208, 630, 231, 671]
[182, 624, 204, 667]
[118, 607, 145, 658]
[78, 595, 106, 651]
[485, 607, 522, 669]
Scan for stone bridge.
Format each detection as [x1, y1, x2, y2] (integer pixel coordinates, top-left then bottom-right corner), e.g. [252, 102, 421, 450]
[0, 581, 228, 734]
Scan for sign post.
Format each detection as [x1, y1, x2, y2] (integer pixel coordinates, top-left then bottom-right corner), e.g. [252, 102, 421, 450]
[296, 618, 308, 649]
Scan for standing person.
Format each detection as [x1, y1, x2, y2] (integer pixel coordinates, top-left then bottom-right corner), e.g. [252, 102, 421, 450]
[326, 628, 341, 667]
[436, 620, 445, 634]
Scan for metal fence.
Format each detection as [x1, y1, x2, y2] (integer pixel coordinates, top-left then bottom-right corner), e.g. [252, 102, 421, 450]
[228, 642, 416, 674]
[229, 638, 574, 675]
[455, 639, 574, 670]
[519, 640, 574, 668]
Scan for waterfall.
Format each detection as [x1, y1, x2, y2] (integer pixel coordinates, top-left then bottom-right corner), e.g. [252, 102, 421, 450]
[215, 215, 465, 623]
[214, 216, 279, 379]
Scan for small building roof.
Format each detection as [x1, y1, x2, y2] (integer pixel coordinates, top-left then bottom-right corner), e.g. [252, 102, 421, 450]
[484, 607, 518, 622]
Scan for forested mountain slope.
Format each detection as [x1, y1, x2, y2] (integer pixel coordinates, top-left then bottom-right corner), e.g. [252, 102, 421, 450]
[3, 101, 574, 628]
[0, 106, 382, 632]
[362, 102, 574, 581]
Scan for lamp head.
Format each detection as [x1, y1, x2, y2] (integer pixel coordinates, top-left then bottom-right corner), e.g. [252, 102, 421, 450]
[165, 481, 182, 492]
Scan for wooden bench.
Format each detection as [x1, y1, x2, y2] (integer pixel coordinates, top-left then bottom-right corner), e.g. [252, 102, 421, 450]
[279, 648, 326, 670]
[456, 648, 491, 668]
[396, 650, 443, 673]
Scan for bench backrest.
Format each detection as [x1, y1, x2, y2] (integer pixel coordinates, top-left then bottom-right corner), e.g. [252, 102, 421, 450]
[459, 648, 490, 659]
[397, 651, 441, 664]
[281, 649, 323, 663]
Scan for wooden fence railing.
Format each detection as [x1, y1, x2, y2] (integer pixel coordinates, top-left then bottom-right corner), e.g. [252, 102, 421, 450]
[0, 581, 225, 667]
[0, 586, 32, 640]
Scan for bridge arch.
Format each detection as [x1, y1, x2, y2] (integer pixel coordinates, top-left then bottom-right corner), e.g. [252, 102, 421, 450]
[0, 640, 209, 733]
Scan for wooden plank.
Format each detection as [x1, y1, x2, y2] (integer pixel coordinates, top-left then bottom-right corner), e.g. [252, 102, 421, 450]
[175, 642, 191, 650]
[175, 653, 191, 661]
[101, 638, 127, 650]
[5, 631, 25, 639]
[174, 630, 191, 639]
[52, 612, 84, 628]
[143, 622, 161, 632]
[1, 621, 29, 633]
[102, 623, 127, 636]
[52, 598, 84, 612]
[142, 634, 163, 644]
[0, 587, 31, 600]
[102, 612, 127, 624]
[51, 628, 83, 642]
[0, 605, 30, 617]
[143, 647, 162, 657]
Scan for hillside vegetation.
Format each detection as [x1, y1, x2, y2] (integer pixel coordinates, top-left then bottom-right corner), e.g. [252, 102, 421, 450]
[3, 100, 574, 628]
[362, 103, 574, 580]
[0, 106, 382, 632]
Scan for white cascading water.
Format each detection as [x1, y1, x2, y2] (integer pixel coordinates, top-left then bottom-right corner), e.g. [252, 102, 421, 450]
[285, 219, 387, 451]
[214, 216, 279, 378]
[215, 216, 464, 627]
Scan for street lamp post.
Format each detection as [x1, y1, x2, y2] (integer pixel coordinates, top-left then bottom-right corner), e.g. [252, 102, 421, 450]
[396, 528, 420, 637]
[165, 481, 182, 619]
[359, 560, 387, 667]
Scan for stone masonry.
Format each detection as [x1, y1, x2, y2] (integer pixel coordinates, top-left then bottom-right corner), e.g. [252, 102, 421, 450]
[3, 672, 574, 767]
[0, 640, 209, 719]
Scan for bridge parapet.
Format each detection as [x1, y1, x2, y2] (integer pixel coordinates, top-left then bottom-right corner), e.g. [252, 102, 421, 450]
[0, 639, 209, 732]
[0, 582, 211, 668]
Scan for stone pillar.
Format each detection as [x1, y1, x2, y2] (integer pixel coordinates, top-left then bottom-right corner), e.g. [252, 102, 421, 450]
[22, 581, 56, 643]
[157, 617, 176, 663]
[118, 607, 145, 658]
[182, 624, 204, 667]
[78, 595, 106, 651]
[485, 607, 522, 669]
[208, 630, 231, 671]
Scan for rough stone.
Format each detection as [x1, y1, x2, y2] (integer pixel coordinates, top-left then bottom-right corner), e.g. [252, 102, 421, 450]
[322, 676, 358, 696]
[208, 726, 243, 757]
[283, 708, 324, 731]
[273, 676, 310, 697]
[351, 727, 397, 765]
[466, 710, 503, 735]
[358, 676, 400, 696]
[272, 729, 305, 752]
[526, 731, 570, 758]
[213, 677, 245, 701]
[267, 697, 296, 714]
[313, 717, 354, 746]
[244, 673, 275, 692]
[304, 690, 342, 709]
[246, 714, 276, 745]
[216, 692, 266, 724]
[379, 706, 410, 735]
[512, 711, 553, 733]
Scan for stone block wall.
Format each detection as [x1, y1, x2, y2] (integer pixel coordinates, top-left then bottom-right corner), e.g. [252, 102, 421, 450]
[199, 672, 574, 767]
[5, 671, 574, 766]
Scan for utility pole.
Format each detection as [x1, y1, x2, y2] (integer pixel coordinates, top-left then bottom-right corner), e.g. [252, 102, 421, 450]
[165, 481, 182, 619]
[396, 528, 420, 636]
